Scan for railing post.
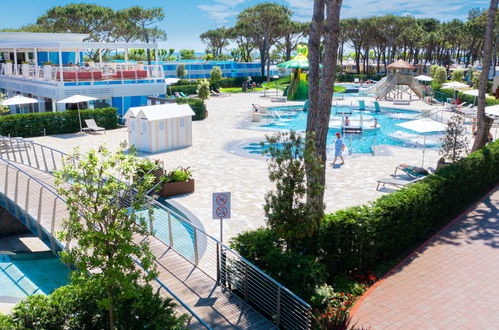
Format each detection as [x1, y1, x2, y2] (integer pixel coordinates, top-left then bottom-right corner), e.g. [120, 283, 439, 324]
[51, 149, 57, 170]
[16, 139, 24, 164]
[167, 210, 173, 247]
[50, 197, 58, 253]
[14, 170, 19, 205]
[35, 186, 44, 241]
[216, 242, 220, 283]
[244, 264, 248, 301]
[276, 286, 282, 328]
[4, 164, 9, 197]
[25, 178, 30, 211]
[23, 140, 31, 167]
[32, 143, 39, 169]
[42, 148, 48, 172]
[10, 140, 17, 163]
[193, 228, 199, 266]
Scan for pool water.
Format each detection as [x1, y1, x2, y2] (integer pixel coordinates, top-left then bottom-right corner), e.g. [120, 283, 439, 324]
[0, 253, 70, 299]
[250, 106, 444, 154]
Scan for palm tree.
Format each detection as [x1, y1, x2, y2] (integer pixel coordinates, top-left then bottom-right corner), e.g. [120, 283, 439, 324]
[472, 0, 498, 152]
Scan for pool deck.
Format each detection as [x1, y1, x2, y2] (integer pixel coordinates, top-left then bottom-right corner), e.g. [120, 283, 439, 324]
[30, 92, 450, 242]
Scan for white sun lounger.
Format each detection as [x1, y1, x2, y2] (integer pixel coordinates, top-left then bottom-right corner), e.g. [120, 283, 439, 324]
[83, 119, 106, 134]
[376, 176, 425, 191]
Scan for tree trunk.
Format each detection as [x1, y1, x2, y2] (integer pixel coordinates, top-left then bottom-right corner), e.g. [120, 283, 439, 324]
[305, 0, 342, 221]
[259, 45, 266, 76]
[472, 0, 498, 152]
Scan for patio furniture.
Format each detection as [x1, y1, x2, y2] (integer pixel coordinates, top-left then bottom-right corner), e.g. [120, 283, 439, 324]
[376, 175, 425, 190]
[394, 165, 434, 179]
[271, 97, 287, 102]
[82, 119, 105, 134]
[112, 70, 147, 79]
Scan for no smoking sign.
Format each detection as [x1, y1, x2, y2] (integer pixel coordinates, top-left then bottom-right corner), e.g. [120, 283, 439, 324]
[212, 192, 231, 219]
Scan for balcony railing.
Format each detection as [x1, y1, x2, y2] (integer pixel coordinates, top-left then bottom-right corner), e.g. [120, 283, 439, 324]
[0, 62, 165, 85]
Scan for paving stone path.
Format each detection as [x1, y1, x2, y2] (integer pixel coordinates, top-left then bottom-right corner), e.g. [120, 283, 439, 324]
[351, 187, 499, 329]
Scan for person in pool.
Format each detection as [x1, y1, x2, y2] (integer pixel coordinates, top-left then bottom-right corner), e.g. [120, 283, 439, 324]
[331, 132, 345, 165]
[371, 118, 378, 128]
[344, 116, 350, 126]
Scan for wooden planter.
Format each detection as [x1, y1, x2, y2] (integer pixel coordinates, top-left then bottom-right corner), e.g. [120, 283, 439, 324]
[159, 179, 195, 197]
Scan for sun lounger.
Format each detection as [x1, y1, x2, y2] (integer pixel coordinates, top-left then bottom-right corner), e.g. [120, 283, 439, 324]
[394, 165, 434, 179]
[393, 99, 410, 105]
[179, 92, 188, 98]
[173, 92, 182, 98]
[271, 97, 287, 102]
[82, 119, 105, 134]
[376, 176, 425, 190]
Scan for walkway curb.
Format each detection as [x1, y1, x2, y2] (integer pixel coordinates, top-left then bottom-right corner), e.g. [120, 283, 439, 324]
[349, 184, 499, 319]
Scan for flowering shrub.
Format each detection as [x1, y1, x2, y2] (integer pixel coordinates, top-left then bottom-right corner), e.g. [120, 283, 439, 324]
[314, 272, 377, 329]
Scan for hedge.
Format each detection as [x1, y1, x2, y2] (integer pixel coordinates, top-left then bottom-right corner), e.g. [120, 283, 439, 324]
[231, 140, 499, 288]
[0, 108, 118, 138]
[319, 140, 499, 279]
[336, 73, 382, 82]
[175, 98, 207, 120]
[434, 88, 499, 106]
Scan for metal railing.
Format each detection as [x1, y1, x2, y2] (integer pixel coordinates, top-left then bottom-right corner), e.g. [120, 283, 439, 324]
[0, 63, 165, 84]
[0, 157, 209, 329]
[0, 135, 312, 329]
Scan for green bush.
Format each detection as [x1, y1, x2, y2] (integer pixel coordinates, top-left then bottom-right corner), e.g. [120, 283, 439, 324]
[336, 73, 381, 83]
[168, 84, 199, 95]
[175, 97, 207, 120]
[231, 141, 499, 291]
[161, 167, 192, 183]
[319, 140, 499, 279]
[435, 88, 499, 106]
[0, 108, 118, 138]
[7, 280, 186, 329]
[230, 228, 327, 299]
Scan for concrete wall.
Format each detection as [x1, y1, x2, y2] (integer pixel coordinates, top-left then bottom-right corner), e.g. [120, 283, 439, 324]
[0, 205, 29, 238]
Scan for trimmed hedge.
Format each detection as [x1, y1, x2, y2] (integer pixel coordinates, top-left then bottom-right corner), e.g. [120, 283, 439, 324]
[435, 88, 499, 106]
[0, 108, 118, 138]
[319, 140, 499, 278]
[336, 73, 382, 82]
[231, 140, 499, 288]
[168, 77, 269, 95]
[175, 98, 207, 120]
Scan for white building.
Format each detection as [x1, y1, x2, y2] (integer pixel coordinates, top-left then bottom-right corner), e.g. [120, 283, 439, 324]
[0, 32, 165, 117]
[124, 103, 195, 153]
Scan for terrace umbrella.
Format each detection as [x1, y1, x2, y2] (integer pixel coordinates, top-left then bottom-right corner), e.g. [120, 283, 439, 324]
[57, 95, 98, 132]
[396, 118, 447, 167]
[415, 75, 433, 82]
[1, 95, 38, 114]
[442, 81, 470, 100]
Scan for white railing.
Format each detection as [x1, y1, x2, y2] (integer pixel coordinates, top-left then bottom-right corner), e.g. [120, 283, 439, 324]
[0, 135, 312, 329]
[0, 63, 164, 84]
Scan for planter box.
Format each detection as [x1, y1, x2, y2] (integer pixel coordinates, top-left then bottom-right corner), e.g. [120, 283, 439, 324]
[159, 179, 195, 197]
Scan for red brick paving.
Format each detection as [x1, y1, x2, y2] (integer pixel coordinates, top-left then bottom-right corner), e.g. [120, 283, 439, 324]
[351, 187, 499, 329]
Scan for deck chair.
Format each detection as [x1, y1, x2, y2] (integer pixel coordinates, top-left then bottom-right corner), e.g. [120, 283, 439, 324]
[173, 92, 182, 98]
[83, 119, 105, 134]
[179, 92, 188, 98]
[358, 100, 366, 111]
[210, 89, 221, 96]
[376, 176, 425, 190]
[394, 165, 434, 179]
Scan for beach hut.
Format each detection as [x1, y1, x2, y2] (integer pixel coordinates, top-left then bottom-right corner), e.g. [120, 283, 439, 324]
[124, 103, 195, 153]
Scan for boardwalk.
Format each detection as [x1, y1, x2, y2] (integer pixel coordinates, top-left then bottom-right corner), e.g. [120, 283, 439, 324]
[0, 159, 275, 329]
[351, 187, 499, 329]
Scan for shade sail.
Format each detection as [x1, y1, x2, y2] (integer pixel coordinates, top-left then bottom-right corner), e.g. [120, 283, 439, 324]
[442, 81, 469, 89]
[1, 95, 38, 106]
[56, 95, 98, 104]
[415, 75, 433, 82]
[396, 118, 447, 133]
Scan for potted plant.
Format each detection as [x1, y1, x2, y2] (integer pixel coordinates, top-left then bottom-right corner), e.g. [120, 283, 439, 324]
[3, 60, 13, 75]
[437, 113, 468, 169]
[42, 62, 53, 80]
[159, 167, 194, 197]
[21, 61, 30, 77]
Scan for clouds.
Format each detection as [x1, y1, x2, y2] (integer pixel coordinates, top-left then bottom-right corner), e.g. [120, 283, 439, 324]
[286, 0, 489, 21]
[198, 0, 246, 23]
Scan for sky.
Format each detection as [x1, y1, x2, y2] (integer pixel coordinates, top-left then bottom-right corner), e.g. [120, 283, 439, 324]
[0, 0, 492, 51]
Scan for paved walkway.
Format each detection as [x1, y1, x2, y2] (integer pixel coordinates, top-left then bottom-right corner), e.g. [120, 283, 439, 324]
[30, 93, 443, 242]
[351, 187, 499, 329]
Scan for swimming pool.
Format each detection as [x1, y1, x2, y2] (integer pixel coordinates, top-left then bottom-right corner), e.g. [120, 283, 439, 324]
[0, 253, 70, 299]
[247, 105, 444, 154]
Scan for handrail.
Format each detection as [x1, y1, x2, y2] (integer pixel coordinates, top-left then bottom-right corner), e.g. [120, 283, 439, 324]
[0, 135, 312, 329]
[0, 157, 209, 328]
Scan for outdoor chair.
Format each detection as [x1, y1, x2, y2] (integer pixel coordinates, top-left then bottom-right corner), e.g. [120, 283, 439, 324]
[394, 164, 435, 179]
[82, 119, 105, 134]
[376, 175, 425, 190]
[179, 92, 188, 98]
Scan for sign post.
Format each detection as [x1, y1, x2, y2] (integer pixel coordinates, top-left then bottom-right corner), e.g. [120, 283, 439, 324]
[213, 192, 231, 284]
